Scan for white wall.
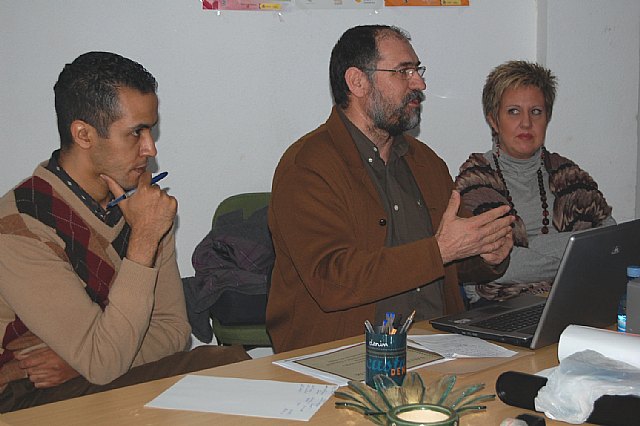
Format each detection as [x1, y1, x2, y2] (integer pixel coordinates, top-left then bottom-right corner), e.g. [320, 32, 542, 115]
[541, 0, 640, 223]
[1, 0, 638, 276]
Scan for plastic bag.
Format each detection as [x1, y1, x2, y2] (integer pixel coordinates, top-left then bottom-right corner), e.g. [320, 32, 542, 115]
[534, 349, 640, 424]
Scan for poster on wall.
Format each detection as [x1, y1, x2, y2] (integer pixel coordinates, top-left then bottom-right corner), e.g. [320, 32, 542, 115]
[203, 0, 462, 10]
[295, 0, 382, 10]
[203, 0, 292, 11]
[384, 0, 468, 7]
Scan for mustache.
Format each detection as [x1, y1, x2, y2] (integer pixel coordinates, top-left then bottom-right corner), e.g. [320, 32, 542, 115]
[404, 91, 425, 104]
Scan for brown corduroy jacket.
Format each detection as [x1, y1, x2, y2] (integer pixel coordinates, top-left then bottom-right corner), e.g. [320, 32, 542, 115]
[266, 107, 506, 353]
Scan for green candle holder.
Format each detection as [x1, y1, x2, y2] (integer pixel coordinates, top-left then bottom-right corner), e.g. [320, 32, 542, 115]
[335, 373, 494, 425]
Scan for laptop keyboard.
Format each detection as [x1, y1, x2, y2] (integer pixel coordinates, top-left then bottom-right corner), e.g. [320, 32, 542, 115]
[473, 303, 545, 332]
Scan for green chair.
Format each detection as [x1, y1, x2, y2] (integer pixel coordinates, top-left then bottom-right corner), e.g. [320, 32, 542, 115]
[210, 192, 272, 348]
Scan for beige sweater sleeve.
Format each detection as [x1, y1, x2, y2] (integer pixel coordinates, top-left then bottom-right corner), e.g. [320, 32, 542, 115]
[0, 225, 190, 385]
[130, 229, 191, 367]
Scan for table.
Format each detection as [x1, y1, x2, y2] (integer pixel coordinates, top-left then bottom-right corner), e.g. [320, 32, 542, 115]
[1, 323, 589, 425]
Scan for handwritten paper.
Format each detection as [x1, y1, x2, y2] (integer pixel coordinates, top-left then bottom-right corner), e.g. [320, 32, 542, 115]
[409, 334, 518, 358]
[145, 375, 338, 421]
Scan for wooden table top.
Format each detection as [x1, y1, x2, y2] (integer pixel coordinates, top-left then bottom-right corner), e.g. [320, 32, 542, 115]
[1, 323, 588, 425]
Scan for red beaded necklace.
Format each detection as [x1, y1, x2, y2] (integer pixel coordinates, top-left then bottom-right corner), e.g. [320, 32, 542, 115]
[492, 147, 550, 234]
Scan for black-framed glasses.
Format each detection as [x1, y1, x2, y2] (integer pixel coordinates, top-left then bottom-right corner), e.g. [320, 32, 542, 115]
[364, 66, 426, 80]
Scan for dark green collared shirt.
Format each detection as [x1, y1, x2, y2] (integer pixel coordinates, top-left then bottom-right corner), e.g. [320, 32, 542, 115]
[338, 110, 444, 325]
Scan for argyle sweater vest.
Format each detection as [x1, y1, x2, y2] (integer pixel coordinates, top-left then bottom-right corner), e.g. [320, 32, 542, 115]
[0, 176, 130, 369]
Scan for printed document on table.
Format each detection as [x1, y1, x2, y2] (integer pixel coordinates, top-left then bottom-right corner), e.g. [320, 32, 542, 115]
[274, 342, 445, 386]
[145, 375, 338, 421]
[409, 334, 518, 358]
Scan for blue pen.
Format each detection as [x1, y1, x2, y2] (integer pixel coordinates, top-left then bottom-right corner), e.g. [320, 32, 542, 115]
[385, 312, 396, 334]
[107, 171, 168, 209]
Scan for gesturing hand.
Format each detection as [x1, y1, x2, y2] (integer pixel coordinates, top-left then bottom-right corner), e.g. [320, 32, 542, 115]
[479, 228, 514, 265]
[16, 346, 80, 389]
[436, 191, 514, 265]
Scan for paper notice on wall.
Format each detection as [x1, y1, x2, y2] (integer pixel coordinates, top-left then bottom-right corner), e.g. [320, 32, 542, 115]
[385, 0, 468, 7]
[203, 0, 292, 11]
[295, 0, 383, 10]
[204, 0, 463, 9]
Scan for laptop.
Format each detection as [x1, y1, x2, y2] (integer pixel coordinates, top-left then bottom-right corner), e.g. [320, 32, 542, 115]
[430, 219, 640, 349]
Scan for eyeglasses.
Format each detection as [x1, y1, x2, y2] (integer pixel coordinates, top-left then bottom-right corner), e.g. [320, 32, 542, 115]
[364, 66, 426, 80]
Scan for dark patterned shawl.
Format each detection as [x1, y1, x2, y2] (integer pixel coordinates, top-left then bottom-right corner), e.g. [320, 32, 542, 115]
[455, 150, 612, 248]
[455, 150, 612, 301]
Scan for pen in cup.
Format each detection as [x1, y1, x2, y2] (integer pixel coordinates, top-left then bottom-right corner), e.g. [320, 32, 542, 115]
[386, 312, 397, 334]
[107, 171, 168, 209]
[365, 320, 375, 334]
[398, 309, 416, 334]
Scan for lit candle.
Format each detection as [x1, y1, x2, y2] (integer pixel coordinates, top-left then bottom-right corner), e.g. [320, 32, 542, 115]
[396, 408, 449, 423]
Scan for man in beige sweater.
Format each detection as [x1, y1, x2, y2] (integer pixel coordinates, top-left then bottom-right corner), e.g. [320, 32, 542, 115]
[0, 52, 248, 412]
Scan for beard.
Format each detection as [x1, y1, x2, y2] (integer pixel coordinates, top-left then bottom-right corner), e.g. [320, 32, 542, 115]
[369, 88, 425, 136]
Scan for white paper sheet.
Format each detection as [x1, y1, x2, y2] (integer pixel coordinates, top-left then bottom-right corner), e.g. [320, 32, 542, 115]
[408, 334, 518, 358]
[145, 375, 338, 422]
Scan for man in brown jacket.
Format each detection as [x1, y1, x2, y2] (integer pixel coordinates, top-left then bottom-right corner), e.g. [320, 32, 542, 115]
[266, 25, 515, 353]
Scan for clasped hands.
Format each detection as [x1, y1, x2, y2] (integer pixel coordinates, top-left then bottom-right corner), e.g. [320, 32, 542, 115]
[15, 346, 79, 389]
[436, 190, 514, 265]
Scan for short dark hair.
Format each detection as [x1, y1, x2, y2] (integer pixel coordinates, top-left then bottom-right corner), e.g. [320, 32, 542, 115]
[54, 51, 157, 149]
[329, 25, 410, 108]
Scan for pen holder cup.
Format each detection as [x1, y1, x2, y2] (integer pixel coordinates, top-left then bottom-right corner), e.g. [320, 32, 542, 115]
[365, 328, 407, 388]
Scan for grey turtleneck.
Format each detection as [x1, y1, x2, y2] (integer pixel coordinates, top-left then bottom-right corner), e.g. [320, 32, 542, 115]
[480, 148, 615, 285]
